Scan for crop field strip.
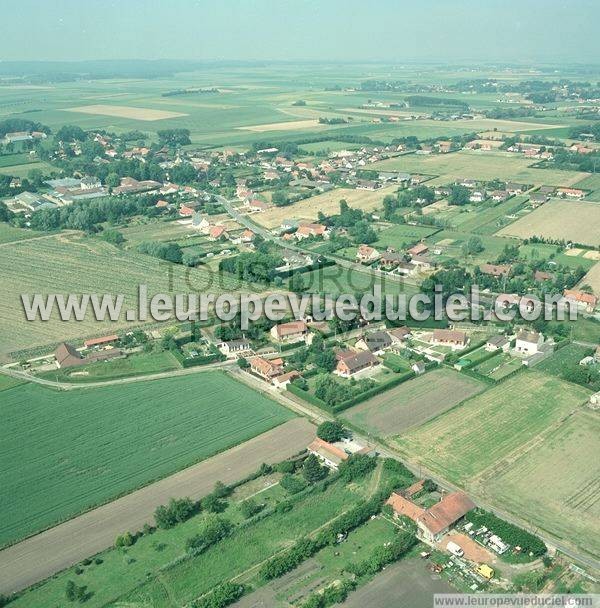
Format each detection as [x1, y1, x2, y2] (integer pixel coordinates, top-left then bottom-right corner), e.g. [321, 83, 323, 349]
[0, 372, 294, 547]
[496, 198, 600, 246]
[341, 368, 486, 437]
[478, 410, 600, 557]
[395, 371, 591, 484]
[0, 234, 263, 357]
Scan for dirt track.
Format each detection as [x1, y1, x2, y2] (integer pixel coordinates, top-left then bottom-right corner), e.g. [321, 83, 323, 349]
[0, 417, 315, 595]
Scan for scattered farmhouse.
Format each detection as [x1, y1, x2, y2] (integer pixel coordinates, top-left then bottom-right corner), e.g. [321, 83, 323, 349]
[355, 331, 392, 355]
[563, 290, 598, 312]
[249, 356, 284, 380]
[387, 490, 476, 542]
[408, 242, 429, 257]
[218, 338, 252, 357]
[486, 335, 510, 352]
[356, 244, 381, 263]
[335, 351, 379, 378]
[515, 330, 543, 355]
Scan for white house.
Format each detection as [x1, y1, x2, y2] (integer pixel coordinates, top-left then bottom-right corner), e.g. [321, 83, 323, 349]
[515, 330, 543, 355]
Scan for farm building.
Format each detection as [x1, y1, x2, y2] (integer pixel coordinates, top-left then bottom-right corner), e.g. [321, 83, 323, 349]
[431, 329, 468, 350]
[479, 263, 511, 278]
[307, 437, 373, 469]
[563, 290, 598, 313]
[84, 334, 119, 348]
[407, 242, 429, 257]
[270, 320, 309, 343]
[379, 251, 404, 269]
[54, 342, 122, 369]
[387, 490, 476, 543]
[387, 326, 412, 344]
[272, 370, 301, 388]
[295, 223, 329, 240]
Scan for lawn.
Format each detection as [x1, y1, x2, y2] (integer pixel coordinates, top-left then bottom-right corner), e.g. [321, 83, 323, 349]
[496, 199, 600, 247]
[481, 410, 600, 557]
[395, 371, 591, 484]
[342, 368, 486, 437]
[472, 353, 521, 380]
[0, 372, 294, 547]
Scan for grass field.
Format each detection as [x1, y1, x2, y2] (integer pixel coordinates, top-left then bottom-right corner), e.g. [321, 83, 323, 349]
[368, 150, 587, 186]
[574, 174, 600, 201]
[395, 371, 591, 483]
[480, 410, 600, 557]
[0, 222, 45, 244]
[253, 185, 397, 229]
[342, 368, 486, 437]
[39, 350, 182, 382]
[536, 343, 593, 377]
[0, 372, 293, 546]
[0, 160, 55, 177]
[496, 199, 600, 246]
[0, 234, 259, 358]
[374, 224, 440, 249]
[65, 104, 187, 121]
[472, 353, 522, 380]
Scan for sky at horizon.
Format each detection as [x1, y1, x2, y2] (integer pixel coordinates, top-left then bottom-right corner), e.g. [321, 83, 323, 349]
[1, 0, 598, 64]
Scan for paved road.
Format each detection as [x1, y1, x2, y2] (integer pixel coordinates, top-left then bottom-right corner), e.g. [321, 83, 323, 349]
[0, 417, 315, 595]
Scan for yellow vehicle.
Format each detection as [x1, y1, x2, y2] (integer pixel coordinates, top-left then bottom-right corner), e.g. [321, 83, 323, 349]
[476, 564, 495, 580]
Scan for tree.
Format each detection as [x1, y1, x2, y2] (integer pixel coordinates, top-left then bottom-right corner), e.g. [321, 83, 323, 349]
[157, 128, 191, 147]
[290, 272, 306, 293]
[317, 421, 348, 443]
[201, 493, 227, 513]
[272, 190, 290, 207]
[237, 357, 249, 368]
[240, 498, 264, 518]
[338, 454, 376, 481]
[185, 515, 233, 553]
[66, 580, 77, 602]
[302, 454, 328, 483]
[105, 172, 120, 188]
[462, 236, 484, 256]
[448, 185, 470, 206]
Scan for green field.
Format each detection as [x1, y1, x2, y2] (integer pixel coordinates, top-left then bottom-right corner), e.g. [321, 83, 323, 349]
[369, 150, 587, 186]
[374, 224, 440, 249]
[342, 368, 486, 437]
[395, 371, 591, 483]
[0, 372, 293, 546]
[0, 234, 259, 358]
[39, 350, 182, 382]
[472, 353, 522, 380]
[0, 223, 46, 244]
[10, 472, 377, 608]
[536, 343, 593, 377]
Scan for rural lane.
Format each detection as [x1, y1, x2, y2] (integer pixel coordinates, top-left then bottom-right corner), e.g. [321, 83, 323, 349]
[0, 417, 316, 595]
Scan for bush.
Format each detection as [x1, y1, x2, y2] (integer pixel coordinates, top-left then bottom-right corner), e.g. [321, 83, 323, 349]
[185, 515, 233, 554]
[338, 454, 376, 482]
[240, 498, 265, 519]
[345, 531, 416, 577]
[465, 509, 546, 557]
[201, 494, 228, 513]
[192, 582, 245, 608]
[280, 473, 307, 494]
[274, 459, 296, 474]
[154, 497, 198, 529]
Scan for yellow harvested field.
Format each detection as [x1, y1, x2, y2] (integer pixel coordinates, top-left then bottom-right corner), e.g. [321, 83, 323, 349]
[496, 199, 600, 246]
[578, 262, 600, 293]
[237, 119, 321, 132]
[583, 250, 600, 260]
[64, 105, 187, 121]
[253, 185, 397, 228]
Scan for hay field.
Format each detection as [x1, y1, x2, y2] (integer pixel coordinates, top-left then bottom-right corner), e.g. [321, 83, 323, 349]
[342, 368, 486, 437]
[368, 150, 587, 186]
[496, 199, 600, 246]
[480, 410, 600, 557]
[578, 262, 600, 293]
[253, 185, 397, 228]
[65, 104, 187, 121]
[0, 372, 294, 547]
[395, 371, 591, 483]
[0, 234, 257, 358]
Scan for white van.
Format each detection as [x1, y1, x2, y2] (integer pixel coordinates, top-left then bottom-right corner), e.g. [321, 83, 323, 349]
[446, 541, 464, 557]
